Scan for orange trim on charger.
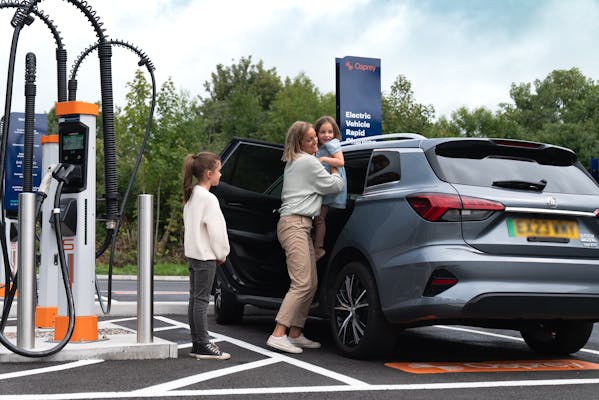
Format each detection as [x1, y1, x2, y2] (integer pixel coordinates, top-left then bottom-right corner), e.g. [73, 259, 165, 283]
[0, 284, 17, 297]
[54, 315, 98, 342]
[55, 101, 99, 117]
[35, 306, 58, 328]
[41, 134, 59, 144]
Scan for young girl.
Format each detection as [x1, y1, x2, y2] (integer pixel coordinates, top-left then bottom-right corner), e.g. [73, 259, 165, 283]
[313, 116, 347, 261]
[182, 152, 231, 360]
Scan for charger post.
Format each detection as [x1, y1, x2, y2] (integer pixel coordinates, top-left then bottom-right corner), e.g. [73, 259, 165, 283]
[53, 101, 98, 342]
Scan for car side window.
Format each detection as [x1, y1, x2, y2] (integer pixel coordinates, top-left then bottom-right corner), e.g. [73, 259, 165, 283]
[366, 151, 401, 188]
[345, 151, 372, 199]
[221, 143, 284, 195]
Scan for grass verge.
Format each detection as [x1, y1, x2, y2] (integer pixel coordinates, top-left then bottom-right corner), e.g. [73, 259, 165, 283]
[96, 263, 188, 276]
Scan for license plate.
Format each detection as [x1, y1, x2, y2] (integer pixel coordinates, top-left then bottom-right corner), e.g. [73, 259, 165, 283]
[507, 218, 579, 239]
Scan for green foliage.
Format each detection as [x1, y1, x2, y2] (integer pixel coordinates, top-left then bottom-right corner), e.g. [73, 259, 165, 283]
[382, 75, 435, 135]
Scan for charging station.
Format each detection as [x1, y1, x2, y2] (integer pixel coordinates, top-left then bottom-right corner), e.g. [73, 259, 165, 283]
[53, 101, 98, 342]
[0, 1, 175, 360]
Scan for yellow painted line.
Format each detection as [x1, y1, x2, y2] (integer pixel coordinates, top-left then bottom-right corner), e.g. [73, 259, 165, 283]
[385, 359, 599, 374]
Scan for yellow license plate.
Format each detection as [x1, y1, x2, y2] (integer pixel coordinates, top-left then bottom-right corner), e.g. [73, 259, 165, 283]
[507, 218, 579, 239]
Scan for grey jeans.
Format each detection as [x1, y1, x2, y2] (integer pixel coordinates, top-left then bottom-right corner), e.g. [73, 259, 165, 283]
[187, 258, 216, 344]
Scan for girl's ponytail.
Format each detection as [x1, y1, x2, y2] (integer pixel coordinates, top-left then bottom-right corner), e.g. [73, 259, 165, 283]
[182, 152, 221, 203]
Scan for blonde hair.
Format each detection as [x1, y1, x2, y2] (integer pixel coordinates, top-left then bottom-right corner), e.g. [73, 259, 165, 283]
[182, 152, 220, 202]
[282, 121, 313, 162]
[314, 115, 341, 142]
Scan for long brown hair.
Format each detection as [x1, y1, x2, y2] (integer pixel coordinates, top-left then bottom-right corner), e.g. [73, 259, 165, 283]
[282, 121, 313, 162]
[182, 152, 220, 202]
[314, 115, 341, 141]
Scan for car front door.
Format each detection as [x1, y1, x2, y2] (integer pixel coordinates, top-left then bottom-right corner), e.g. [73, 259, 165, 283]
[212, 139, 289, 297]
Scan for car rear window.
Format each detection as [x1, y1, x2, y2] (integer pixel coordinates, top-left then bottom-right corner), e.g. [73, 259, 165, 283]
[427, 140, 599, 195]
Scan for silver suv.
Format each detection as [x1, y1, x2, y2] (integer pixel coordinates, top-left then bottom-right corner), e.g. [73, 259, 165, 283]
[212, 134, 599, 358]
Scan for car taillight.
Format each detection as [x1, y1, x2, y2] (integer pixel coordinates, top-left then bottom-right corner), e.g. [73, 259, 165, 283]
[407, 193, 504, 222]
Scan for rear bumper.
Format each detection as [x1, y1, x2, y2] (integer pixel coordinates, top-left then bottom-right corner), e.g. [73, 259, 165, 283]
[376, 244, 599, 324]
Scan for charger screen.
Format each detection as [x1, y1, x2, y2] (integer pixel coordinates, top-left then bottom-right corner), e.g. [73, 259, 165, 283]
[63, 133, 84, 151]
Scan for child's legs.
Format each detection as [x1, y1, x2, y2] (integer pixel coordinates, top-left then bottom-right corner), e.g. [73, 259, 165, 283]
[313, 205, 329, 250]
[188, 259, 217, 344]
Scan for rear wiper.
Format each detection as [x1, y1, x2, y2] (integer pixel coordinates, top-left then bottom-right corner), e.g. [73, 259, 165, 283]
[492, 179, 547, 191]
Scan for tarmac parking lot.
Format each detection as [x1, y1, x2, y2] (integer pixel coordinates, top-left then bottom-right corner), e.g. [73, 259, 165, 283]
[2, 278, 599, 399]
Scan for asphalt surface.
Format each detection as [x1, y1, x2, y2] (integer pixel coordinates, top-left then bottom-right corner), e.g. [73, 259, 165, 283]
[2, 278, 599, 399]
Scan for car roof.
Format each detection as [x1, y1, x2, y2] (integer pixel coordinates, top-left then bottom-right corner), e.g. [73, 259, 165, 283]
[340, 134, 576, 156]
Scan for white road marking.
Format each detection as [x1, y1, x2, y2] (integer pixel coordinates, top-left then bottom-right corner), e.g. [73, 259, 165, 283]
[3, 378, 599, 399]
[0, 359, 104, 381]
[156, 315, 369, 386]
[434, 325, 599, 356]
[3, 318, 599, 399]
[131, 358, 281, 394]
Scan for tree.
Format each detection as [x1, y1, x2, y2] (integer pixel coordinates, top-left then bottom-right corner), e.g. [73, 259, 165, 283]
[382, 75, 435, 135]
[200, 56, 282, 143]
[264, 73, 333, 143]
[501, 68, 599, 166]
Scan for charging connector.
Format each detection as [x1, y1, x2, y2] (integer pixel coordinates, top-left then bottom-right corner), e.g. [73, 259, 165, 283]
[52, 163, 81, 185]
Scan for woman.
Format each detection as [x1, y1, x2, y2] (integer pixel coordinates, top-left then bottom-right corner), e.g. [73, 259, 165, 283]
[266, 121, 344, 354]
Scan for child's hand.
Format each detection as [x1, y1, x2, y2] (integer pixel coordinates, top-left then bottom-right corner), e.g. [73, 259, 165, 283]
[217, 259, 226, 265]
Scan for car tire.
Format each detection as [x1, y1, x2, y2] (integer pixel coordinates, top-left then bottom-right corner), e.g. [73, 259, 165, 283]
[214, 275, 244, 325]
[330, 261, 396, 359]
[520, 321, 593, 355]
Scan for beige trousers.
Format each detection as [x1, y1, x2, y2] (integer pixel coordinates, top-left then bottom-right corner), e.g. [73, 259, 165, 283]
[275, 215, 318, 328]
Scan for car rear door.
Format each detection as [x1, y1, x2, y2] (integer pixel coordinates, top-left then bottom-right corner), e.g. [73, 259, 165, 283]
[212, 138, 289, 297]
[426, 139, 599, 258]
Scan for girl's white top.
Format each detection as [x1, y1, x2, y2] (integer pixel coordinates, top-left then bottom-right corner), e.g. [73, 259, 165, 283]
[184, 185, 230, 261]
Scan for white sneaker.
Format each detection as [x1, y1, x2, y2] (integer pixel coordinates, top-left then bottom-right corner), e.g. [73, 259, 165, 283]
[288, 334, 321, 349]
[266, 335, 303, 354]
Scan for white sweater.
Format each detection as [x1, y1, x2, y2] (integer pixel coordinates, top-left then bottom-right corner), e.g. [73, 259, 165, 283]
[183, 185, 230, 261]
[278, 153, 344, 217]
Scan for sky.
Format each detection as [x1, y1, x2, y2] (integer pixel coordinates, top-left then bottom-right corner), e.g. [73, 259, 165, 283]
[0, 0, 598, 121]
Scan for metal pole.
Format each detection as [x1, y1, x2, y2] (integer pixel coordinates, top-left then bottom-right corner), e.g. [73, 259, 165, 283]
[17, 192, 36, 349]
[137, 194, 154, 343]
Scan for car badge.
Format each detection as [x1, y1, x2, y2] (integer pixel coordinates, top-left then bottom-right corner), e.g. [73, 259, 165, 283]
[545, 196, 557, 208]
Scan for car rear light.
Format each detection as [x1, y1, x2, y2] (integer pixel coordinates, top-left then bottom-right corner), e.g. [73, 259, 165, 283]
[424, 269, 458, 296]
[407, 193, 504, 222]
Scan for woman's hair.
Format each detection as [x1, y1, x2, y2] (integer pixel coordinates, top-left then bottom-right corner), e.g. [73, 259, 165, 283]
[182, 152, 220, 202]
[314, 115, 341, 141]
[282, 121, 313, 162]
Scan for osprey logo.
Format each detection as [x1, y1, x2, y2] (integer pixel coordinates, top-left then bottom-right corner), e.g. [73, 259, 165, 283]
[344, 60, 377, 73]
[545, 196, 557, 208]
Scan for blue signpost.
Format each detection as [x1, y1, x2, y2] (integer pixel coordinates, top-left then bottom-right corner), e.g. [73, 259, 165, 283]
[335, 56, 382, 141]
[4, 112, 46, 215]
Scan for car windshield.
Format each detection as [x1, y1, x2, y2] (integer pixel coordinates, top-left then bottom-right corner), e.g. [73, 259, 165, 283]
[429, 140, 599, 195]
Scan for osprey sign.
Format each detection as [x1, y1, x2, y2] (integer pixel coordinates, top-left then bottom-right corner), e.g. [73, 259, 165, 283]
[335, 56, 382, 141]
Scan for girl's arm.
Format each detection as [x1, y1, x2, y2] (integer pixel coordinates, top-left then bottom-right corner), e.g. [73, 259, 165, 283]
[319, 150, 345, 167]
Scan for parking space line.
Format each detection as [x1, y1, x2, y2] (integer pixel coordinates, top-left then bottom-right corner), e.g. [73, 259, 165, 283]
[132, 358, 281, 394]
[0, 359, 104, 381]
[434, 325, 599, 355]
[156, 316, 369, 386]
[5, 377, 599, 399]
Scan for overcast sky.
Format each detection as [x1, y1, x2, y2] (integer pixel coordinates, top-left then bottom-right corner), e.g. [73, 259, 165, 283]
[1, 0, 598, 121]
